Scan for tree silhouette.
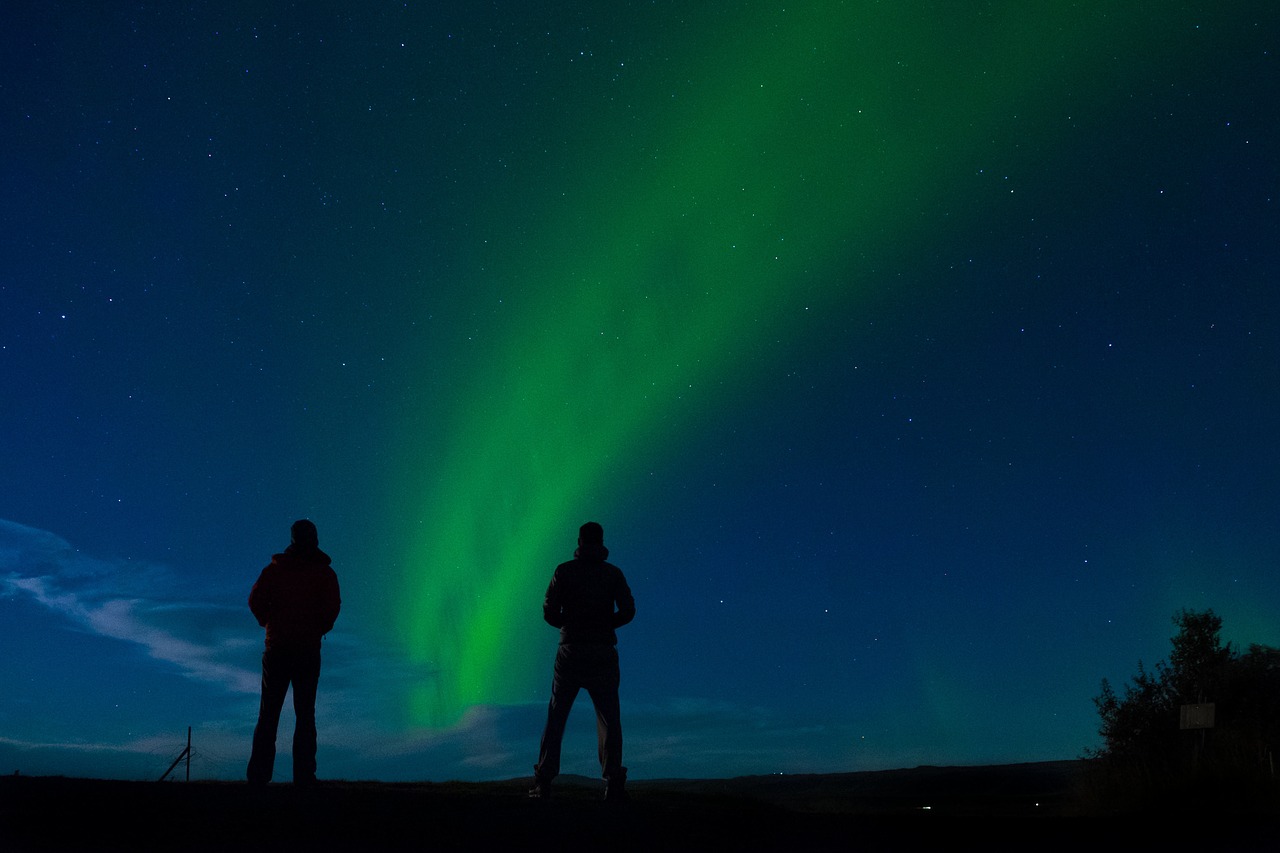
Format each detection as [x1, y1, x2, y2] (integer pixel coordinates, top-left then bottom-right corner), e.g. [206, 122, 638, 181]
[1088, 609, 1280, 812]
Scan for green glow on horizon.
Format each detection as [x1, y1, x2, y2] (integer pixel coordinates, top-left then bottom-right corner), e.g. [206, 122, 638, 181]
[397, 3, 1164, 726]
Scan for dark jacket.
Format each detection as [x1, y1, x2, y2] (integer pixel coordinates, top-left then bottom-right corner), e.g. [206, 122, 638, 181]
[542, 543, 635, 645]
[249, 545, 341, 651]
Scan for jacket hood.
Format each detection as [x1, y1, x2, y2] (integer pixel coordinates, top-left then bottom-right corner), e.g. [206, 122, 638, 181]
[573, 542, 609, 562]
[275, 545, 333, 567]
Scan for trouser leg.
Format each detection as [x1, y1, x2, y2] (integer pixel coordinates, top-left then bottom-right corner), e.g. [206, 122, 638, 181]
[534, 648, 580, 782]
[291, 648, 322, 783]
[585, 647, 623, 781]
[247, 650, 290, 784]
[588, 685, 623, 780]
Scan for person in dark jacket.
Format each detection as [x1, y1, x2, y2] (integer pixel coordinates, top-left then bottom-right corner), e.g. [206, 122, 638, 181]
[246, 519, 341, 786]
[530, 521, 636, 801]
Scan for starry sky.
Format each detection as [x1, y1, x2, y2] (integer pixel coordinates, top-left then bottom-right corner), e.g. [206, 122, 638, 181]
[2, 1, 1278, 782]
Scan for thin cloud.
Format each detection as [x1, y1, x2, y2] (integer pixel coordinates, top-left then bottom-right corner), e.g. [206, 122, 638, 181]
[1, 519, 258, 694]
[2, 519, 910, 782]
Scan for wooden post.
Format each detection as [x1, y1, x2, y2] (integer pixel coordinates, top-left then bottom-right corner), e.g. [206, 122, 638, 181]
[158, 728, 193, 782]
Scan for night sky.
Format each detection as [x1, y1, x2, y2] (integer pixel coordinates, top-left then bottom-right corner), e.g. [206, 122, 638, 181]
[3, 1, 1278, 783]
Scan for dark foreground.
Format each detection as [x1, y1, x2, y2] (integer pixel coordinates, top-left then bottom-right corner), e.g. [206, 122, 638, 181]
[2, 762, 1276, 851]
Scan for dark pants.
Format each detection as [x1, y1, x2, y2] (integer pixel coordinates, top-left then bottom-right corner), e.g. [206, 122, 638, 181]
[534, 644, 624, 783]
[246, 645, 322, 784]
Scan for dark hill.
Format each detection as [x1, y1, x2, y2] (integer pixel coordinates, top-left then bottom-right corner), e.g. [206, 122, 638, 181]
[1, 762, 1274, 851]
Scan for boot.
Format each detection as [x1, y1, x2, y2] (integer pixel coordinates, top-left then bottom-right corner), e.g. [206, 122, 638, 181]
[604, 767, 628, 802]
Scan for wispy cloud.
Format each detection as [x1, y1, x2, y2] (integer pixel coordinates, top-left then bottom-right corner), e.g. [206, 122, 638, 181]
[311, 697, 915, 782]
[1, 519, 259, 694]
[0, 518, 928, 782]
[622, 699, 870, 778]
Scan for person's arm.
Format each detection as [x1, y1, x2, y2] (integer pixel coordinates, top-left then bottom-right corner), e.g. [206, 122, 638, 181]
[319, 570, 341, 635]
[612, 570, 635, 629]
[248, 567, 273, 627]
[542, 571, 566, 628]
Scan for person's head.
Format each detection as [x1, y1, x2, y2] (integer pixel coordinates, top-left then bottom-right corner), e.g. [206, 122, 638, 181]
[578, 521, 604, 546]
[291, 519, 319, 551]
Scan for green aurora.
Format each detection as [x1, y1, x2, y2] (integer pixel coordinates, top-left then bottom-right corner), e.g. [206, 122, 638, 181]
[398, 3, 1186, 725]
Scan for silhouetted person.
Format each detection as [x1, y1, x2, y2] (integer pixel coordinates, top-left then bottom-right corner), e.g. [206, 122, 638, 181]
[530, 521, 636, 801]
[246, 519, 341, 786]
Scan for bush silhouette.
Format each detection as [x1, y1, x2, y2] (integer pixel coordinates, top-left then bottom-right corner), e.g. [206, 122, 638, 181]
[1085, 609, 1280, 813]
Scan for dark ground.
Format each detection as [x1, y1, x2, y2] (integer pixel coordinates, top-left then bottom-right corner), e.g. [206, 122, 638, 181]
[1, 762, 1276, 851]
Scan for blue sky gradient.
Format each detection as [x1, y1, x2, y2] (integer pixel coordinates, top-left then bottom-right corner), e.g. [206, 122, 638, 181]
[3, 1, 1278, 781]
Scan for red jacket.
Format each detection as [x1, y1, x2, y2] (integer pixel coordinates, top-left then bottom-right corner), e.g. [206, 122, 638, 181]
[249, 546, 341, 651]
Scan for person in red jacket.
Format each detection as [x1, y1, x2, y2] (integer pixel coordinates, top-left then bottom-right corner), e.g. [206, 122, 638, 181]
[529, 521, 636, 801]
[246, 519, 341, 786]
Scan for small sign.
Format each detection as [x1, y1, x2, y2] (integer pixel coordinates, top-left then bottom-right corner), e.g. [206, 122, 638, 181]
[1180, 703, 1215, 730]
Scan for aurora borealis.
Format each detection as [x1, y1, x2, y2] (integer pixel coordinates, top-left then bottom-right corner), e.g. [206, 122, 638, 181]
[3, 2, 1278, 782]
[399, 2, 1213, 725]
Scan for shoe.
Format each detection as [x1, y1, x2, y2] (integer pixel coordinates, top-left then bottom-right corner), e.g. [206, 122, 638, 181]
[604, 769, 628, 802]
[528, 780, 551, 799]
